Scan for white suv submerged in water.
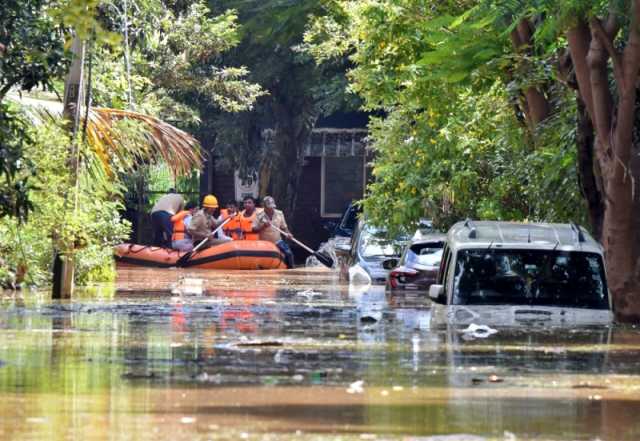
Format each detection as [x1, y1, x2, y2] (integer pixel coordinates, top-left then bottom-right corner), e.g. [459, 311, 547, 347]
[429, 220, 613, 327]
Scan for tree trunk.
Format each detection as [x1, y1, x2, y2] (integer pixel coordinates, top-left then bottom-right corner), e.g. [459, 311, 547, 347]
[566, 4, 640, 321]
[265, 93, 315, 216]
[575, 97, 604, 239]
[509, 19, 551, 128]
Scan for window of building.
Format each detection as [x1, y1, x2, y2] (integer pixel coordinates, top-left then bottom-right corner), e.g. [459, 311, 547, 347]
[321, 156, 364, 217]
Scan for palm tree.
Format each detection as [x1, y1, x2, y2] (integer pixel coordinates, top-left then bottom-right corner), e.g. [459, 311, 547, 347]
[84, 107, 202, 178]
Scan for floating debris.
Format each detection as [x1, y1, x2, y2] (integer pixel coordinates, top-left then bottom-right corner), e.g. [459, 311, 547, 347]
[460, 323, 498, 339]
[236, 340, 284, 348]
[347, 380, 364, 394]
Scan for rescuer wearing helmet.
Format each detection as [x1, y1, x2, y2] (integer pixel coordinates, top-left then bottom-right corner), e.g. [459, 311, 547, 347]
[186, 194, 228, 248]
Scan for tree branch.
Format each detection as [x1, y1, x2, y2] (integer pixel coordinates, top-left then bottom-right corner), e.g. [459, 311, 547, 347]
[509, 18, 550, 127]
[614, 0, 640, 168]
[590, 18, 624, 90]
[622, 0, 640, 87]
[567, 23, 595, 123]
[603, 10, 620, 36]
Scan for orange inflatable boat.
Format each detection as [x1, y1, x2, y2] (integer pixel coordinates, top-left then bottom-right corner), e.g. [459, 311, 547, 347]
[114, 241, 287, 270]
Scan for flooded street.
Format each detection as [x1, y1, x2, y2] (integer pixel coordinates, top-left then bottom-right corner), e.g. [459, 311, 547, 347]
[1, 268, 640, 440]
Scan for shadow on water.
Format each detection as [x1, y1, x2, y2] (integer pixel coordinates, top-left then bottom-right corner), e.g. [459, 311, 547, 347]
[1, 273, 640, 440]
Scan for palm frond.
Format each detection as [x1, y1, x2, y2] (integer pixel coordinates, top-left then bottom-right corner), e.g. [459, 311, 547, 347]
[8, 95, 202, 178]
[85, 107, 202, 177]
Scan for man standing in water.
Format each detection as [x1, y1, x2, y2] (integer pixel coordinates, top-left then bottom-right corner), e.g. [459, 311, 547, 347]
[150, 189, 184, 247]
[254, 196, 295, 268]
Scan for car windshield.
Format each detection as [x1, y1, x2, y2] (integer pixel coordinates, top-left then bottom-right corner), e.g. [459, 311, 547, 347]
[340, 205, 359, 232]
[404, 242, 444, 267]
[452, 249, 609, 309]
[359, 229, 406, 259]
[361, 238, 398, 258]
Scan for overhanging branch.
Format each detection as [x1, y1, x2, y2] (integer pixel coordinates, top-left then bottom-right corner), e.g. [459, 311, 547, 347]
[590, 18, 624, 90]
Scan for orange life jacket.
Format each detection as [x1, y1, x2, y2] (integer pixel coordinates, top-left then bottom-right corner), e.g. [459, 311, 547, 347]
[220, 209, 240, 239]
[237, 210, 258, 240]
[170, 210, 190, 242]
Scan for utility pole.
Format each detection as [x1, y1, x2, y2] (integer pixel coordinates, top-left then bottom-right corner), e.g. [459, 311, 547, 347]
[52, 36, 85, 299]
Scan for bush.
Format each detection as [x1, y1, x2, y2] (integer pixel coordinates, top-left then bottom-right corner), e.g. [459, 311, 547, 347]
[0, 113, 130, 288]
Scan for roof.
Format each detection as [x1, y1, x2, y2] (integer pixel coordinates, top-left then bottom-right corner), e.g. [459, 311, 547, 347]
[447, 220, 602, 253]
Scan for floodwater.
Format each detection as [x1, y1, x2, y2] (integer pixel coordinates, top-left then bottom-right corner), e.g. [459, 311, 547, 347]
[1, 267, 640, 440]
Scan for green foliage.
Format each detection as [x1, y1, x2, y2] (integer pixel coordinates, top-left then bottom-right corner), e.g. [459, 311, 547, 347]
[206, 0, 359, 192]
[0, 0, 69, 100]
[91, 1, 265, 117]
[363, 81, 585, 235]
[0, 104, 36, 221]
[0, 115, 130, 287]
[150, 4, 266, 113]
[50, 0, 121, 45]
[304, 0, 587, 235]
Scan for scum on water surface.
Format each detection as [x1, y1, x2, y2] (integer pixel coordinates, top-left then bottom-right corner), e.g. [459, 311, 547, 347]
[1, 267, 640, 441]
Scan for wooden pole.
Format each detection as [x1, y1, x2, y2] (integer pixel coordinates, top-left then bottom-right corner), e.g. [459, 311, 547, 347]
[52, 36, 85, 300]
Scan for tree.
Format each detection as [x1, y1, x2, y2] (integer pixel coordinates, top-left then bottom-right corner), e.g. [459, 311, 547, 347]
[304, 0, 640, 320]
[206, 0, 357, 215]
[0, 0, 69, 222]
[558, 2, 640, 320]
[0, 104, 35, 221]
[0, 0, 68, 102]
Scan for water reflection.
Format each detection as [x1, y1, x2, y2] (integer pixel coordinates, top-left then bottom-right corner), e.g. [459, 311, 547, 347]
[0, 280, 640, 440]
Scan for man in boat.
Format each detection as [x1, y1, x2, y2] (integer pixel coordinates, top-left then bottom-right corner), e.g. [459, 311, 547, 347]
[232, 196, 260, 241]
[187, 195, 230, 248]
[150, 189, 184, 247]
[253, 196, 295, 268]
[220, 201, 239, 240]
[171, 202, 197, 251]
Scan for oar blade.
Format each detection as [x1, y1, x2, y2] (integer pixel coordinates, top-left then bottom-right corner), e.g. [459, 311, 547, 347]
[175, 251, 193, 267]
[313, 251, 334, 268]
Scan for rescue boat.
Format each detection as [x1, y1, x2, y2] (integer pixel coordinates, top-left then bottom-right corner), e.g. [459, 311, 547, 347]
[114, 240, 287, 270]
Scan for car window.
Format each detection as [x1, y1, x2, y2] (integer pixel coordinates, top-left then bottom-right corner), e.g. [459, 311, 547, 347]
[340, 204, 359, 233]
[350, 222, 363, 259]
[360, 237, 399, 258]
[405, 243, 444, 267]
[437, 244, 451, 285]
[451, 249, 609, 309]
[358, 226, 406, 259]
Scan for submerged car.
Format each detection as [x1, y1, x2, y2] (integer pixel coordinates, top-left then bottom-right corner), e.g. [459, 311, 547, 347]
[386, 233, 446, 293]
[345, 220, 408, 284]
[429, 220, 613, 327]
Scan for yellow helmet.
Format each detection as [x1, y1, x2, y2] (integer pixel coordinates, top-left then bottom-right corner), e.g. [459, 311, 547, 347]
[202, 195, 219, 208]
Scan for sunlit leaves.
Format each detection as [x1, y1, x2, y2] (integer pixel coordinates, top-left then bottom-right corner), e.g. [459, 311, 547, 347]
[0, 116, 130, 286]
[0, 104, 35, 221]
[83, 107, 202, 177]
[0, 0, 69, 101]
[49, 0, 121, 46]
[151, 3, 266, 113]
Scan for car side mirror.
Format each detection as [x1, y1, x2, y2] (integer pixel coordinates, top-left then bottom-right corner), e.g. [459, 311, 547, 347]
[429, 284, 446, 304]
[382, 258, 399, 270]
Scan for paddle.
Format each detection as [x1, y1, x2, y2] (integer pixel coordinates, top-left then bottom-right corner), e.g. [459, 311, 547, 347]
[268, 223, 334, 268]
[176, 216, 233, 267]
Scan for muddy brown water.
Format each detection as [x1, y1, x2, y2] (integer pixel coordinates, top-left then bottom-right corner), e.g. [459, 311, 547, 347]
[0, 267, 639, 440]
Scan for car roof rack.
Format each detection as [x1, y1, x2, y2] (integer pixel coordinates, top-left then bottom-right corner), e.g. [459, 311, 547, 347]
[463, 218, 477, 239]
[570, 222, 585, 243]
